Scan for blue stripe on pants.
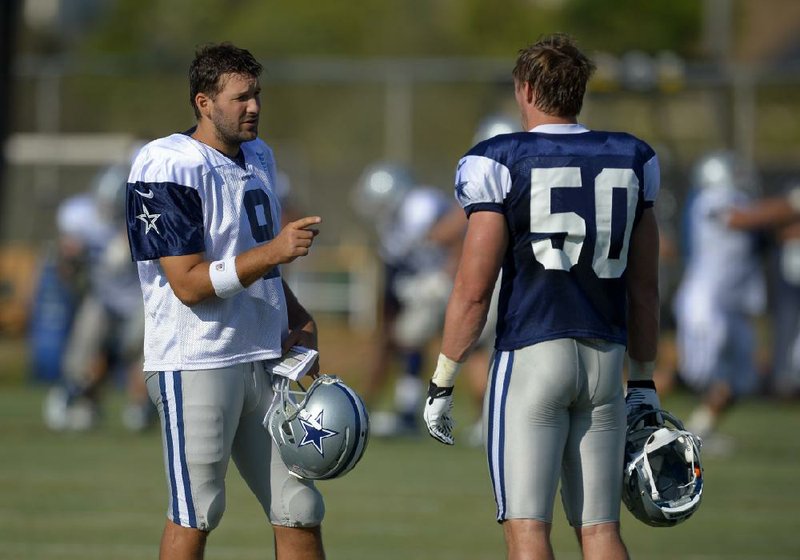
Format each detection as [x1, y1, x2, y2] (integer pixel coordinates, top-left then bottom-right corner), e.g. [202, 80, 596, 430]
[159, 371, 196, 528]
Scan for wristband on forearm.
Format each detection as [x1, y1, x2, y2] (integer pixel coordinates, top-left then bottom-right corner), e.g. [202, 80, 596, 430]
[209, 257, 245, 298]
[431, 353, 462, 388]
[627, 358, 655, 382]
[626, 379, 656, 391]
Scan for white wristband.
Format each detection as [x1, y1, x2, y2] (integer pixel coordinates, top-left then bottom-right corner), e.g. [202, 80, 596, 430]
[431, 353, 461, 388]
[209, 257, 244, 298]
[628, 358, 655, 382]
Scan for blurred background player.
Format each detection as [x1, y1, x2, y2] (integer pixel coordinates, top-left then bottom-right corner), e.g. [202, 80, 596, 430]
[42, 162, 152, 432]
[725, 177, 800, 398]
[274, 167, 302, 227]
[673, 150, 766, 452]
[28, 190, 99, 387]
[352, 162, 458, 437]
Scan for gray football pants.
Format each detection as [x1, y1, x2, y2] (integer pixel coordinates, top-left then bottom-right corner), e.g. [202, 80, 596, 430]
[484, 338, 626, 527]
[146, 362, 324, 531]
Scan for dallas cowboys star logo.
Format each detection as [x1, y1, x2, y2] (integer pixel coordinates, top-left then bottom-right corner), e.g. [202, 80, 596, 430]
[299, 410, 338, 456]
[136, 202, 161, 235]
[455, 180, 470, 203]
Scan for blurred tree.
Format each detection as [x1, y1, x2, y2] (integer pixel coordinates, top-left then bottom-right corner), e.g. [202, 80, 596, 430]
[13, 0, 710, 141]
[74, 0, 701, 59]
[560, 0, 703, 56]
[13, 0, 799, 251]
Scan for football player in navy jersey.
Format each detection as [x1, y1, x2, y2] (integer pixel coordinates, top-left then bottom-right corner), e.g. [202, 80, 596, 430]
[423, 34, 661, 559]
[126, 43, 325, 560]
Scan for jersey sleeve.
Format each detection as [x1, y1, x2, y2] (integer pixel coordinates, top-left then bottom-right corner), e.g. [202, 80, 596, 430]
[126, 142, 205, 261]
[643, 153, 660, 206]
[454, 154, 511, 216]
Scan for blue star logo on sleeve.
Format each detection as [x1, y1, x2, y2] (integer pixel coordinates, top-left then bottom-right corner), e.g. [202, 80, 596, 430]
[136, 202, 161, 235]
[455, 180, 470, 203]
[299, 410, 338, 456]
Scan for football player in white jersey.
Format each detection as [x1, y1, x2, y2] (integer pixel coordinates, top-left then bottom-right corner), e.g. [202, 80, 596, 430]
[352, 162, 459, 437]
[725, 179, 800, 397]
[126, 43, 325, 560]
[43, 163, 152, 433]
[423, 34, 661, 559]
[674, 152, 766, 451]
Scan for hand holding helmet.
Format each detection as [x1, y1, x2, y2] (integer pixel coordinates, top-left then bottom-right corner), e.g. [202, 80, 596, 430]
[625, 359, 661, 423]
[625, 379, 661, 422]
[623, 409, 704, 527]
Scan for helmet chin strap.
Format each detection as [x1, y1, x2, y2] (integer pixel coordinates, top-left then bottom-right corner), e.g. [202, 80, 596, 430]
[636, 427, 703, 503]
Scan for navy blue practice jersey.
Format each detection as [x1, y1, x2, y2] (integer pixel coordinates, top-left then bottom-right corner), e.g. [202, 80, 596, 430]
[455, 123, 660, 351]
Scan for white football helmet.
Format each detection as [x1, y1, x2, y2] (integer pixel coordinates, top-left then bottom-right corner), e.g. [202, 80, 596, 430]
[351, 162, 415, 223]
[622, 409, 704, 527]
[473, 113, 519, 144]
[93, 163, 131, 223]
[265, 375, 370, 480]
[691, 150, 758, 194]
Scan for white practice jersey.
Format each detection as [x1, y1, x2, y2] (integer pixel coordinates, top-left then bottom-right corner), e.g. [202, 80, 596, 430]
[126, 133, 288, 371]
[379, 187, 452, 273]
[675, 186, 766, 317]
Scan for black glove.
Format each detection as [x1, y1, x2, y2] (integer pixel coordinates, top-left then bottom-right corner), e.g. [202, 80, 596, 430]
[625, 380, 661, 423]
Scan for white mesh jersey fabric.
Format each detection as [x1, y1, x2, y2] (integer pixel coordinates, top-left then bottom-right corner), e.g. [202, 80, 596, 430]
[130, 134, 287, 371]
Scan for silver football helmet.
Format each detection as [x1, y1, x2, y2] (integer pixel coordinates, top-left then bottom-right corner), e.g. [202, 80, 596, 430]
[265, 375, 370, 480]
[351, 162, 415, 223]
[622, 409, 704, 527]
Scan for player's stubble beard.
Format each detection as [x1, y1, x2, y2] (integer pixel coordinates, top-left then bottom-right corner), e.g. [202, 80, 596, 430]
[210, 106, 259, 149]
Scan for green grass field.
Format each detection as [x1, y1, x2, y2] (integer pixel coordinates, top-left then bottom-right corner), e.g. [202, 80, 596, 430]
[1, 331, 799, 559]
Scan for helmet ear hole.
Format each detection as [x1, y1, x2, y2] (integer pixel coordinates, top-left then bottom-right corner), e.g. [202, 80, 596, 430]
[280, 421, 295, 443]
